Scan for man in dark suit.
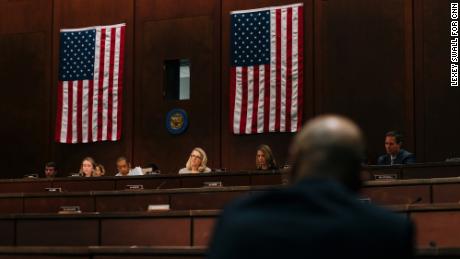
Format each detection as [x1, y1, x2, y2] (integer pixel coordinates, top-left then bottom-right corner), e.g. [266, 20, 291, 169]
[44, 162, 58, 178]
[208, 115, 414, 259]
[377, 131, 416, 165]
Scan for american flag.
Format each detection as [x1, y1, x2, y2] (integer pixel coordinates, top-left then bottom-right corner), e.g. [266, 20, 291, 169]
[230, 3, 303, 134]
[55, 23, 126, 143]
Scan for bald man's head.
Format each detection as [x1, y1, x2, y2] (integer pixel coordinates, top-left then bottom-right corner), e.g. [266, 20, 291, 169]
[289, 115, 365, 192]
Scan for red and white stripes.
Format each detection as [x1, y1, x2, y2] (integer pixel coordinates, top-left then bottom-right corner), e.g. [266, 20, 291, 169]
[230, 4, 303, 134]
[55, 24, 125, 143]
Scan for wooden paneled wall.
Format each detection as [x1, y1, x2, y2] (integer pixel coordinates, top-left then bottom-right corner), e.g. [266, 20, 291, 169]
[414, 0, 460, 162]
[0, 0, 456, 177]
[0, 0, 52, 178]
[133, 0, 221, 175]
[314, 0, 415, 164]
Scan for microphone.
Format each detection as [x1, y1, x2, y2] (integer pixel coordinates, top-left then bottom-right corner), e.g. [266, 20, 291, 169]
[410, 197, 422, 204]
[156, 180, 168, 190]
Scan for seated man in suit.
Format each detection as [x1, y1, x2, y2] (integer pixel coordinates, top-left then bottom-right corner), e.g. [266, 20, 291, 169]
[377, 131, 416, 165]
[208, 115, 414, 259]
[44, 162, 58, 178]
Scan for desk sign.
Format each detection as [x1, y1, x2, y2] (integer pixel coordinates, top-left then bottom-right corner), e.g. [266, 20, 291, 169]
[374, 174, 398, 180]
[58, 206, 81, 214]
[142, 168, 160, 175]
[24, 174, 38, 179]
[147, 204, 170, 211]
[203, 181, 223, 187]
[45, 187, 62, 192]
[358, 198, 372, 204]
[126, 184, 144, 190]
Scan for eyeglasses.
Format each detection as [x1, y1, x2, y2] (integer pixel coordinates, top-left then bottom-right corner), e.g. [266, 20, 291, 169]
[190, 154, 202, 159]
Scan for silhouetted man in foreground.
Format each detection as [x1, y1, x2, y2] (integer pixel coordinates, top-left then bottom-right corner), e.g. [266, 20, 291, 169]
[208, 115, 414, 259]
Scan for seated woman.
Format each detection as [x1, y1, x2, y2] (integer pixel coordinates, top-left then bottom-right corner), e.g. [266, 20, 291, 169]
[256, 144, 278, 170]
[178, 147, 211, 174]
[79, 157, 96, 177]
[94, 163, 106, 177]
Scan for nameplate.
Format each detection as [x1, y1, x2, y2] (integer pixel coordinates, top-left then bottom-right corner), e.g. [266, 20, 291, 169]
[58, 206, 81, 214]
[126, 184, 144, 190]
[68, 173, 81, 177]
[203, 181, 223, 187]
[24, 174, 38, 179]
[374, 174, 398, 180]
[45, 187, 62, 192]
[147, 204, 170, 211]
[358, 198, 372, 204]
[142, 169, 160, 175]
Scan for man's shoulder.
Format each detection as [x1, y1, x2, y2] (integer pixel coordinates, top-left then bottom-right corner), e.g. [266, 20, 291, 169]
[222, 180, 357, 216]
[219, 186, 296, 221]
[400, 149, 415, 157]
[359, 200, 410, 225]
[223, 181, 409, 226]
[377, 154, 389, 165]
[399, 149, 416, 163]
[222, 186, 282, 210]
[210, 181, 413, 259]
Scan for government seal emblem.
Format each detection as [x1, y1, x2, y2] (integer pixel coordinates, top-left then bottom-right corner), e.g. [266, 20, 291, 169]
[166, 108, 188, 135]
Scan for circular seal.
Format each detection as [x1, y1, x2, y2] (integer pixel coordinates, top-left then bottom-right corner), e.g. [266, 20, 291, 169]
[166, 108, 188, 135]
